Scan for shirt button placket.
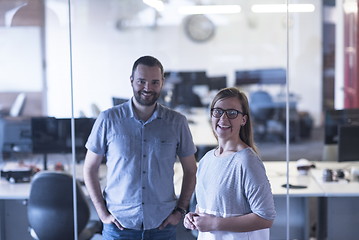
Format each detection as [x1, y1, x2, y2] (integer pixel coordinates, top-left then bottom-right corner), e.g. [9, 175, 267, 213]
[141, 125, 147, 214]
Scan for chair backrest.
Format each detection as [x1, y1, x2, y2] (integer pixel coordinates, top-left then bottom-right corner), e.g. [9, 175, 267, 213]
[27, 171, 90, 240]
[249, 90, 275, 121]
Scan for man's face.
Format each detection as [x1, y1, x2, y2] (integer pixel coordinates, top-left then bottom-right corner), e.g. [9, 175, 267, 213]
[131, 64, 164, 106]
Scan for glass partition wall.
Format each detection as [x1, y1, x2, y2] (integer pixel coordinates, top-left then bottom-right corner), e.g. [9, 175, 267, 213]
[0, 0, 74, 164]
[1, 0, 350, 239]
[0, 0, 75, 239]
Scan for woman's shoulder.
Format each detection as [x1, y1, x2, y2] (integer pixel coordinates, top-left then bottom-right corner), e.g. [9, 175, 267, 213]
[234, 148, 263, 166]
[199, 148, 216, 160]
[198, 149, 217, 165]
[235, 147, 258, 158]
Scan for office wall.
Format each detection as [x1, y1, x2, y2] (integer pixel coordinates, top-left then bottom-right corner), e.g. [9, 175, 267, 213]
[0, 28, 42, 92]
[1, 0, 323, 126]
[46, 0, 323, 125]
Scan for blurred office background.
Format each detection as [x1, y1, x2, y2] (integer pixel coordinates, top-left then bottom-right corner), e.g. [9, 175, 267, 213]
[1, 0, 359, 239]
[2, 0, 356, 160]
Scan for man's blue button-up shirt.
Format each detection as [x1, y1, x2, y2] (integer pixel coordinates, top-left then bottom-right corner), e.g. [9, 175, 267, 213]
[86, 99, 196, 230]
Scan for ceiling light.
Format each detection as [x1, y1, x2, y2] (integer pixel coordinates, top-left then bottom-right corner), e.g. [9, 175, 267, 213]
[178, 5, 241, 15]
[143, 0, 164, 12]
[251, 4, 315, 13]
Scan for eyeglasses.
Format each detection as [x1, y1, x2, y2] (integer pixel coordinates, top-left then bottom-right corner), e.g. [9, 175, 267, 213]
[211, 108, 244, 119]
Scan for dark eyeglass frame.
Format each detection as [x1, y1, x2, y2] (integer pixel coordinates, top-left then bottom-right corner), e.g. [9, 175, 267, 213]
[211, 108, 245, 119]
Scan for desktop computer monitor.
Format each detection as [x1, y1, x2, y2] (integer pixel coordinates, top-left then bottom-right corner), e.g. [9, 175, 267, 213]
[178, 71, 207, 85]
[324, 108, 359, 144]
[323, 108, 359, 161]
[235, 68, 286, 86]
[57, 118, 96, 155]
[338, 125, 359, 162]
[31, 117, 95, 158]
[167, 71, 207, 108]
[164, 71, 207, 85]
[31, 117, 63, 154]
[208, 76, 227, 90]
[0, 117, 32, 162]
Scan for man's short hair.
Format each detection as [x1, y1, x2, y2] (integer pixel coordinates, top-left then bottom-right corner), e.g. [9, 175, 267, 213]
[131, 55, 164, 79]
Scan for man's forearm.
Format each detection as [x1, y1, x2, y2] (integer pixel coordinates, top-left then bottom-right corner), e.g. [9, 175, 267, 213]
[84, 167, 109, 221]
[177, 169, 196, 209]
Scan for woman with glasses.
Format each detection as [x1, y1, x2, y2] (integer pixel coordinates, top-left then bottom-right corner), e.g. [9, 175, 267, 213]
[184, 87, 276, 240]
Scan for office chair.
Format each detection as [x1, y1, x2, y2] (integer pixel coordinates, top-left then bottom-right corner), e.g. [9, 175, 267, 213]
[27, 171, 102, 240]
[249, 90, 275, 141]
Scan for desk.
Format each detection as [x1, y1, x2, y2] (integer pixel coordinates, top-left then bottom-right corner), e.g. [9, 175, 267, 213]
[311, 161, 359, 196]
[265, 161, 359, 240]
[0, 163, 107, 199]
[263, 161, 323, 239]
[2, 160, 359, 240]
[311, 162, 359, 240]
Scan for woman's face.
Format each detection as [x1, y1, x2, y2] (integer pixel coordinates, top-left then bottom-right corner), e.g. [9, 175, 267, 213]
[211, 96, 247, 141]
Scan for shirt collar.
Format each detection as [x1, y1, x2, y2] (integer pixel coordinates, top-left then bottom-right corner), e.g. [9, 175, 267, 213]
[129, 97, 163, 122]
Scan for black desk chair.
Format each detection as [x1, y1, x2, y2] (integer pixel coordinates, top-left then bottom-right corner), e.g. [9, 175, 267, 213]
[27, 171, 102, 240]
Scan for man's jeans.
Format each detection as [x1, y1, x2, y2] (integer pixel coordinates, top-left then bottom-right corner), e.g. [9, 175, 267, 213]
[102, 223, 176, 240]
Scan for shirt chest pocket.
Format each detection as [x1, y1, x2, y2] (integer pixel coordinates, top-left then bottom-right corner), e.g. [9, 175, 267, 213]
[108, 134, 134, 160]
[154, 139, 177, 162]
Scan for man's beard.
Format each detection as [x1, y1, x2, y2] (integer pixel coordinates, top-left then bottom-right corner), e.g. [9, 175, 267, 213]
[134, 90, 160, 106]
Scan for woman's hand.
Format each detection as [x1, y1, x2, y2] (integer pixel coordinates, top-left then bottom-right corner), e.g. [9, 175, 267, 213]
[192, 213, 218, 232]
[183, 212, 199, 230]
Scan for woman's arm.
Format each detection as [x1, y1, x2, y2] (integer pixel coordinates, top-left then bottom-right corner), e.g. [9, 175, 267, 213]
[193, 212, 273, 232]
